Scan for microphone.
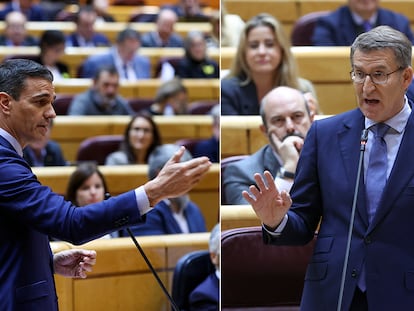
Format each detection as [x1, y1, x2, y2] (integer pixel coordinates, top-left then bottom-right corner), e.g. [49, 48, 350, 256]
[105, 193, 180, 311]
[336, 129, 368, 311]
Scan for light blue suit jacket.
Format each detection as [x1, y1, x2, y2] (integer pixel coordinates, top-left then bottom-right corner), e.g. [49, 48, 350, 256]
[264, 107, 414, 310]
[0, 136, 145, 311]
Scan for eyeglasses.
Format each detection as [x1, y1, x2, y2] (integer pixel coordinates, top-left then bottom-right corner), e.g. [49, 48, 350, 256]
[350, 67, 403, 85]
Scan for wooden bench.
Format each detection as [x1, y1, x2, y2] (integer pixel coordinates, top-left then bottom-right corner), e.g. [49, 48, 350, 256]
[34, 163, 219, 231]
[0, 46, 220, 78]
[51, 115, 213, 162]
[221, 204, 261, 231]
[221, 46, 363, 115]
[51, 232, 210, 311]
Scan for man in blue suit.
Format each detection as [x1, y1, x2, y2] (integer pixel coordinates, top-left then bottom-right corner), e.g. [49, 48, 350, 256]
[312, 0, 414, 46]
[127, 144, 207, 236]
[244, 26, 414, 310]
[80, 28, 151, 80]
[0, 59, 211, 311]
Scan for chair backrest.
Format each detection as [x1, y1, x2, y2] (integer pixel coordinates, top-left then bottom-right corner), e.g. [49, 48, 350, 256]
[221, 226, 316, 310]
[290, 11, 330, 46]
[188, 100, 218, 115]
[53, 94, 74, 115]
[154, 56, 182, 78]
[76, 135, 123, 165]
[220, 155, 248, 204]
[175, 138, 203, 156]
[172, 250, 214, 311]
[128, 97, 154, 113]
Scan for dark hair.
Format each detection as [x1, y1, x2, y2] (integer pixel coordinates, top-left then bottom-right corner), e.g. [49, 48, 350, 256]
[75, 5, 96, 24]
[119, 112, 162, 163]
[116, 28, 141, 43]
[39, 30, 66, 54]
[65, 162, 108, 205]
[0, 59, 53, 100]
[93, 65, 119, 81]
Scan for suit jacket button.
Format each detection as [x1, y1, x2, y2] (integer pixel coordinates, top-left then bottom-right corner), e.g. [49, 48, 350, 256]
[351, 269, 357, 278]
[364, 236, 372, 244]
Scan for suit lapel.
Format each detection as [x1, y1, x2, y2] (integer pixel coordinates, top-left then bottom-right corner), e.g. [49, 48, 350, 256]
[369, 111, 414, 231]
[337, 110, 369, 227]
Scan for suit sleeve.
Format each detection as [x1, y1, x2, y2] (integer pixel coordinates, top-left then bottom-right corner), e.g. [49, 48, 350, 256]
[222, 162, 250, 205]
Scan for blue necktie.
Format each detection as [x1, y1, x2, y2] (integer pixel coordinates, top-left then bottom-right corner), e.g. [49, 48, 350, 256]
[359, 123, 389, 292]
[363, 20, 372, 32]
[365, 123, 390, 223]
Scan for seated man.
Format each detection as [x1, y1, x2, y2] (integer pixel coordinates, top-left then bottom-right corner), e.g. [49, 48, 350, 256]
[0, 0, 47, 21]
[126, 144, 207, 236]
[68, 66, 134, 115]
[0, 11, 37, 46]
[80, 28, 151, 81]
[141, 8, 184, 48]
[188, 223, 219, 311]
[65, 5, 111, 47]
[23, 120, 67, 166]
[222, 86, 314, 205]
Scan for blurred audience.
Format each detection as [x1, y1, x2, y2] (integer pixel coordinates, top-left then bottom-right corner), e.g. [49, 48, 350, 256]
[164, 0, 210, 23]
[88, 0, 115, 23]
[64, 162, 116, 239]
[23, 120, 67, 167]
[0, 0, 47, 21]
[204, 10, 219, 49]
[141, 8, 184, 48]
[105, 113, 162, 165]
[188, 223, 220, 311]
[175, 31, 219, 79]
[32, 29, 70, 81]
[80, 28, 151, 81]
[221, 1, 245, 47]
[221, 13, 318, 115]
[0, 11, 37, 46]
[147, 78, 188, 115]
[125, 144, 207, 236]
[192, 104, 219, 163]
[68, 66, 134, 115]
[312, 0, 414, 46]
[65, 5, 111, 47]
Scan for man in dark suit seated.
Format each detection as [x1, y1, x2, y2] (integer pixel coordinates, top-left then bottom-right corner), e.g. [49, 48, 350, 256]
[222, 86, 314, 205]
[0, 0, 47, 21]
[0, 11, 37, 46]
[79, 28, 151, 81]
[312, 0, 414, 46]
[188, 223, 219, 311]
[65, 5, 111, 48]
[141, 8, 184, 48]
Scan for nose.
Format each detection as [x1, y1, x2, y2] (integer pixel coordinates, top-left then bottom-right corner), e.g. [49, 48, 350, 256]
[258, 43, 266, 54]
[46, 104, 56, 119]
[285, 117, 295, 134]
[362, 75, 376, 93]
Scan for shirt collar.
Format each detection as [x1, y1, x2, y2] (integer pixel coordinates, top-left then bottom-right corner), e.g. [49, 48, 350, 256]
[0, 128, 23, 156]
[364, 96, 412, 134]
[352, 12, 377, 26]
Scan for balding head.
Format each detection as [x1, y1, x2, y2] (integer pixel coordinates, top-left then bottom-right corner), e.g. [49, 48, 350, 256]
[5, 11, 28, 46]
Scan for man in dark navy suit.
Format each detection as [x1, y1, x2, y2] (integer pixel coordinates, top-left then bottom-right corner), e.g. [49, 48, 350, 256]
[0, 59, 211, 311]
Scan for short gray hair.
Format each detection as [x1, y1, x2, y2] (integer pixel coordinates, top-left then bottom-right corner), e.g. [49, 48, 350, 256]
[148, 144, 193, 180]
[209, 223, 220, 254]
[350, 26, 412, 69]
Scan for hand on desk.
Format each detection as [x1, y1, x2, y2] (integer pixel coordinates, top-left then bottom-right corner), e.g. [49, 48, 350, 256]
[54, 249, 97, 279]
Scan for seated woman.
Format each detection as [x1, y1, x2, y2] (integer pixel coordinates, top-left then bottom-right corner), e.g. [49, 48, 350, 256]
[64, 162, 115, 239]
[147, 78, 189, 115]
[221, 13, 319, 115]
[125, 144, 207, 236]
[33, 29, 70, 81]
[105, 113, 162, 165]
[175, 31, 219, 79]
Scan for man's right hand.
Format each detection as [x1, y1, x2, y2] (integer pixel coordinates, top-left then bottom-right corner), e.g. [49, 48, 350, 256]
[144, 146, 212, 206]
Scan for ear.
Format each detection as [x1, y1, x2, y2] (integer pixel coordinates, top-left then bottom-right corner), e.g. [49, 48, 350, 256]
[402, 66, 414, 90]
[0, 92, 12, 115]
[259, 124, 267, 137]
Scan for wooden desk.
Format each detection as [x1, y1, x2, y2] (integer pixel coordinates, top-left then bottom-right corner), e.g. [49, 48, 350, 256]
[51, 115, 213, 161]
[221, 204, 261, 231]
[52, 232, 209, 311]
[34, 164, 219, 231]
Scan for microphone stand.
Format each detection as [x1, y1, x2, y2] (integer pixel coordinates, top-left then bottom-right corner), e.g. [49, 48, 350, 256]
[336, 129, 368, 311]
[104, 194, 180, 311]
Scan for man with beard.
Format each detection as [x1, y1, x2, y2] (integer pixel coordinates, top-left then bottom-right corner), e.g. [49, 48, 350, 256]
[126, 144, 207, 236]
[222, 86, 314, 205]
[68, 66, 134, 115]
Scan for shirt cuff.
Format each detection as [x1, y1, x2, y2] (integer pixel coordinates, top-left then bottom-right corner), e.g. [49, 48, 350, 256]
[134, 186, 152, 215]
[263, 214, 288, 236]
[275, 176, 293, 193]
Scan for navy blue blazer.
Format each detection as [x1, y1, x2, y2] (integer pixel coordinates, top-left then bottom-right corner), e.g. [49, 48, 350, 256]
[176, 58, 219, 79]
[264, 107, 414, 309]
[126, 200, 206, 236]
[0, 4, 47, 21]
[312, 6, 414, 46]
[141, 31, 184, 48]
[189, 273, 219, 311]
[222, 145, 280, 205]
[192, 136, 219, 163]
[65, 33, 111, 47]
[80, 49, 151, 79]
[0, 136, 145, 311]
[23, 140, 67, 166]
